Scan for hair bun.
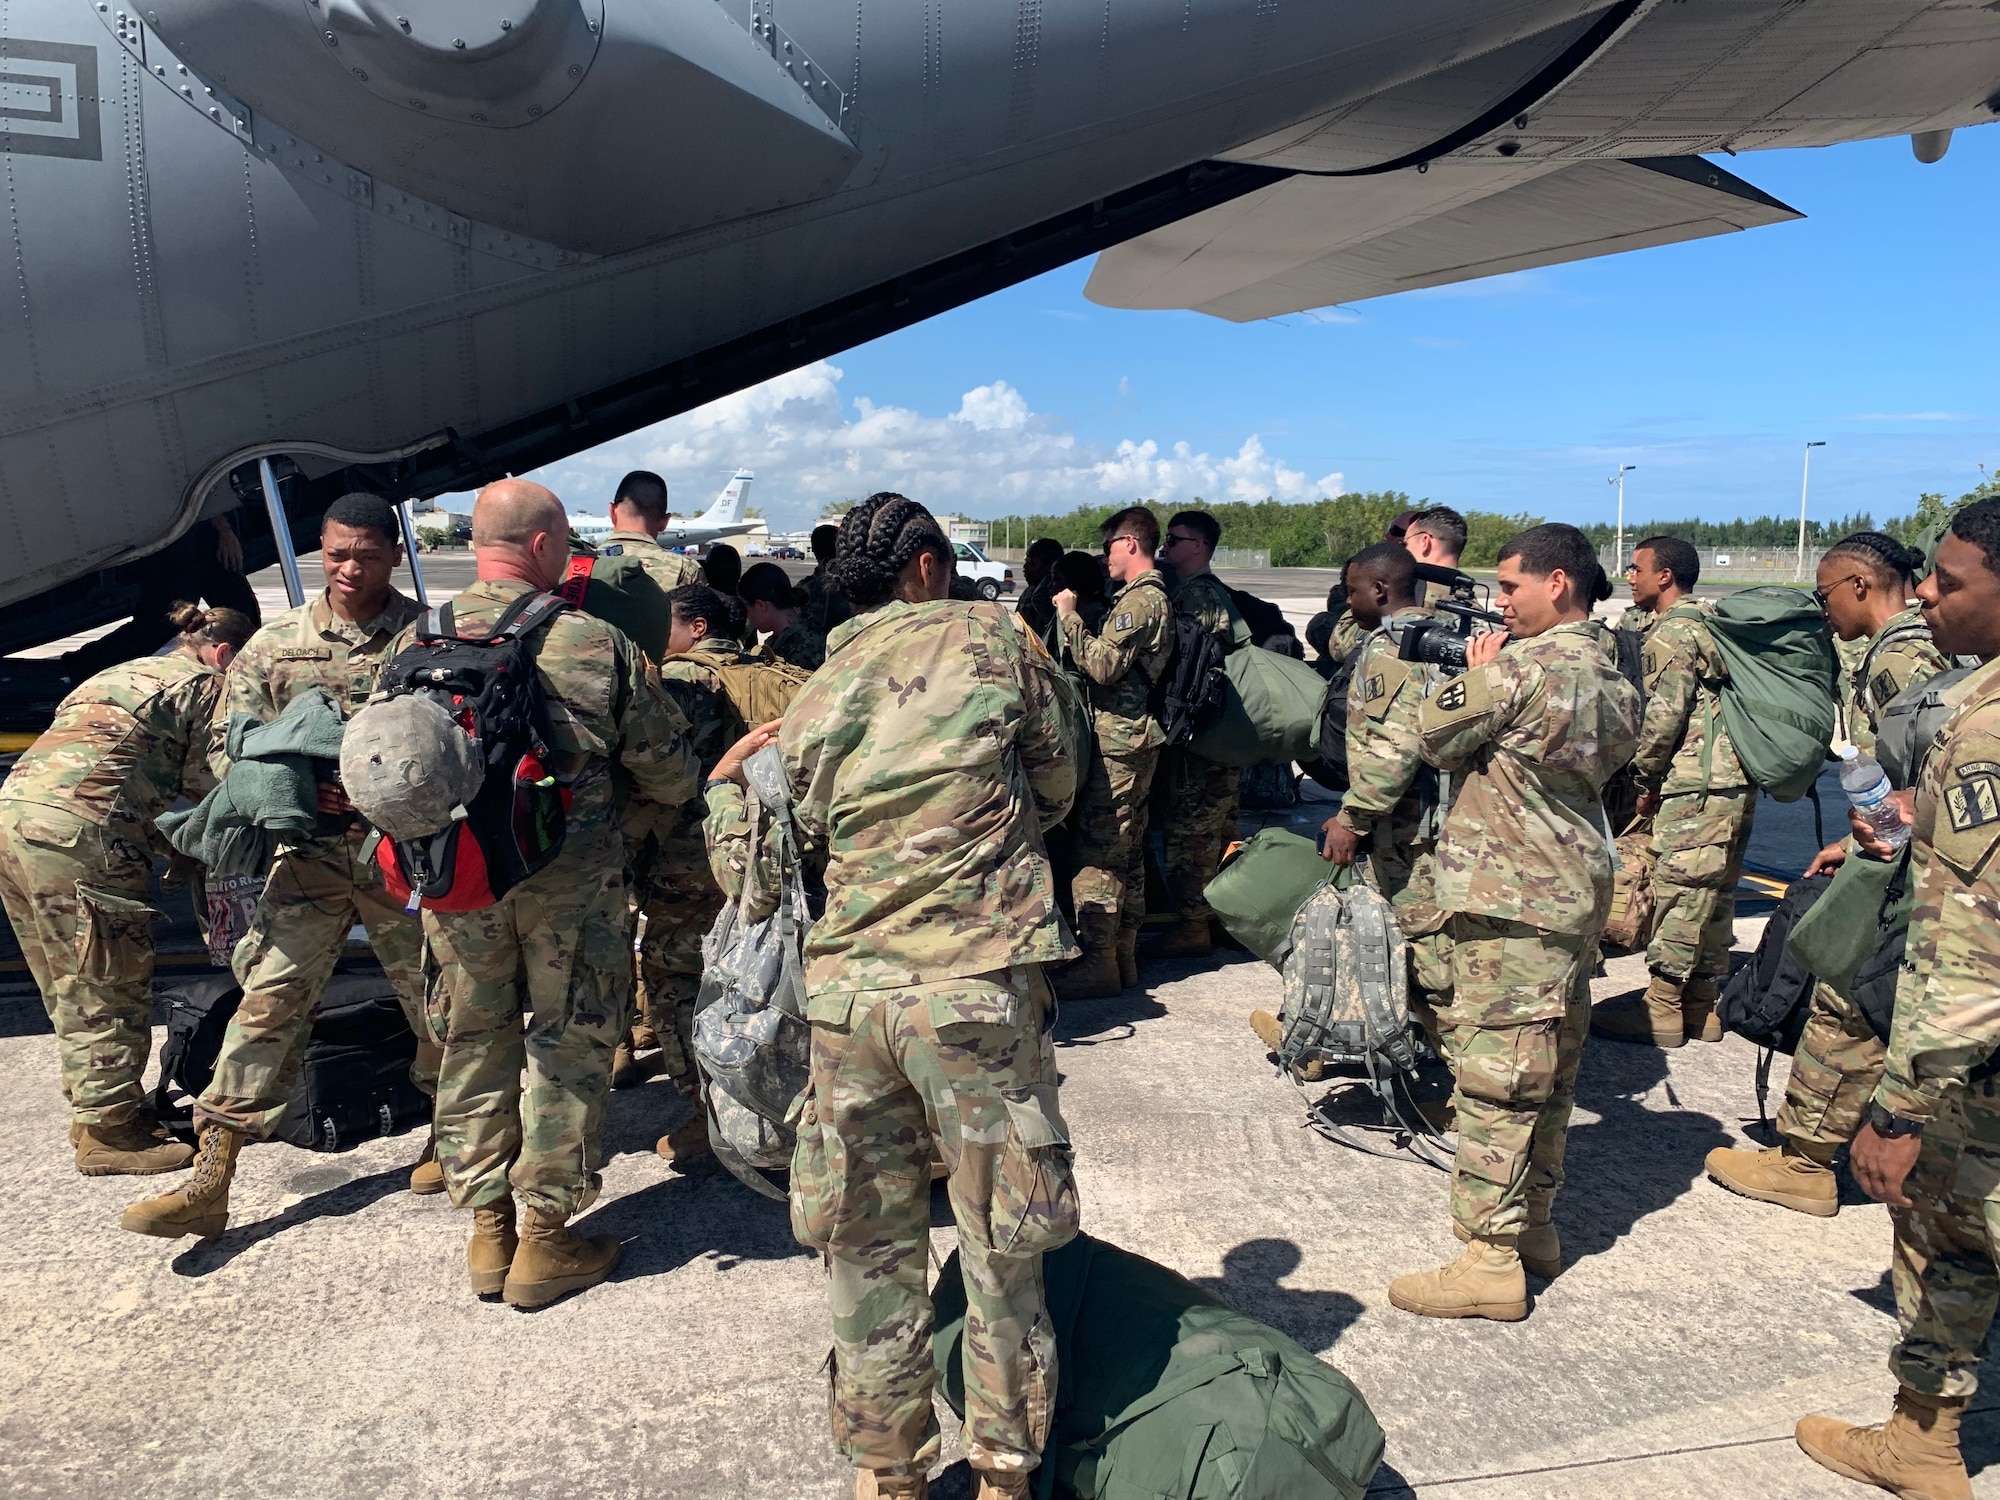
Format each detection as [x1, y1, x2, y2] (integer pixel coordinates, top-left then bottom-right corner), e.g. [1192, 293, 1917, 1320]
[1898, 542, 1926, 574]
[167, 600, 206, 634]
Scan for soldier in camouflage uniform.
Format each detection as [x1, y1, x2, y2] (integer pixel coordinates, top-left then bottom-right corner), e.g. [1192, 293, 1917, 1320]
[1708, 530, 1949, 1216]
[1286, 544, 1454, 1058]
[704, 494, 1081, 1500]
[599, 469, 703, 596]
[1390, 525, 1640, 1323]
[1794, 503, 2000, 1500]
[633, 582, 805, 1166]
[418, 482, 697, 1307]
[1155, 510, 1254, 961]
[122, 496, 444, 1241]
[1053, 505, 1172, 999]
[741, 559, 827, 671]
[1592, 537, 1757, 1051]
[0, 603, 256, 1175]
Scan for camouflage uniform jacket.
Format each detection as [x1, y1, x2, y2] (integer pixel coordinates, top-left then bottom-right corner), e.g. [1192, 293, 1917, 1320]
[415, 579, 698, 855]
[763, 618, 826, 673]
[1328, 608, 1368, 661]
[800, 569, 850, 636]
[1845, 606, 1948, 758]
[631, 634, 753, 855]
[211, 589, 422, 853]
[1614, 605, 1657, 636]
[1168, 566, 1254, 650]
[601, 528, 703, 593]
[1630, 600, 1749, 797]
[704, 600, 1081, 1015]
[1336, 607, 1447, 844]
[1058, 568, 1172, 755]
[1419, 619, 1643, 935]
[1871, 655, 2000, 1122]
[0, 649, 222, 828]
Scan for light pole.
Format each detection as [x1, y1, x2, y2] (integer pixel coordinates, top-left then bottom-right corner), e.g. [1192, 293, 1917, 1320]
[1609, 464, 1636, 578]
[1796, 441, 1826, 580]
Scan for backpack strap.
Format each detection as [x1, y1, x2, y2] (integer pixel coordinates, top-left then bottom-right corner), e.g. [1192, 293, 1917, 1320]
[418, 602, 455, 642]
[488, 589, 571, 643]
[555, 554, 594, 610]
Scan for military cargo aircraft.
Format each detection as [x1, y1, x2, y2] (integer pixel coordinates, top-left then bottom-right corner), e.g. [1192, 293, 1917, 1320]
[0, 0, 1995, 698]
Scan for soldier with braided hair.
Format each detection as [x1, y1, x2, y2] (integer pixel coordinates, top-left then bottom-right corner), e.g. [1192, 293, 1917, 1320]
[705, 491, 1085, 1500]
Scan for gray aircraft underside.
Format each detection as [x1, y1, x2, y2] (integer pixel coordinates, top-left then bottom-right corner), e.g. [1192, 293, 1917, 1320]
[0, 0, 1996, 662]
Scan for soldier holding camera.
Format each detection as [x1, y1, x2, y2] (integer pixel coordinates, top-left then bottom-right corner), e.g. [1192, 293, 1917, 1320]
[1390, 524, 1640, 1324]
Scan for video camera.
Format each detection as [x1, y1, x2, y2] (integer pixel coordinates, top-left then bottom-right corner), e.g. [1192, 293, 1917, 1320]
[1388, 595, 1504, 675]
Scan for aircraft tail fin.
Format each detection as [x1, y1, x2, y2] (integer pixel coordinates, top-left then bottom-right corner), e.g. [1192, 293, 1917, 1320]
[697, 471, 753, 527]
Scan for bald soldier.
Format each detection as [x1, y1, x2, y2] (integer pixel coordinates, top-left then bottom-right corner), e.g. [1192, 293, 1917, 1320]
[415, 481, 698, 1306]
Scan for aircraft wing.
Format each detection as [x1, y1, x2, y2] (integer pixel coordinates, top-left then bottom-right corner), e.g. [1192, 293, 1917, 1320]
[1083, 156, 1800, 321]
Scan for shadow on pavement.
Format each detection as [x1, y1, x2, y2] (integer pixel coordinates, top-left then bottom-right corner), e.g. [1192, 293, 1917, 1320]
[1559, 1035, 1731, 1264]
[1054, 988, 1166, 1048]
[171, 1163, 408, 1276]
[1192, 1237, 1365, 1354]
[602, 1075, 698, 1164]
[577, 1166, 809, 1281]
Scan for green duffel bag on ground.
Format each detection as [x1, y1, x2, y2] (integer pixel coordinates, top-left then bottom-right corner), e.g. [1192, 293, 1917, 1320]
[1189, 646, 1329, 768]
[1203, 828, 1344, 966]
[933, 1232, 1384, 1500]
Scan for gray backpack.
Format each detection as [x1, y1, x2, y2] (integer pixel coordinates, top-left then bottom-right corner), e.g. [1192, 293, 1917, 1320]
[1276, 882, 1453, 1169]
[692, 744, 814, 1200]
[1875, 665, 1976, 791]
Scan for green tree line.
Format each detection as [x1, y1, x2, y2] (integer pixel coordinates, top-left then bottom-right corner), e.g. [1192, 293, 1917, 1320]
[988, 493, 1540, 568]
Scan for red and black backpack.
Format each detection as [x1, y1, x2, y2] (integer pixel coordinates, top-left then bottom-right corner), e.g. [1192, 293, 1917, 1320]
[371, 591, 572, 912]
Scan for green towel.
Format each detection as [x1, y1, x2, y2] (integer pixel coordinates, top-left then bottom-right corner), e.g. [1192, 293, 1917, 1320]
[159, 688, 346, 877]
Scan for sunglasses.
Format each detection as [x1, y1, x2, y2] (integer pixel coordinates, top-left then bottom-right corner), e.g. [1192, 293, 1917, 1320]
[1162, 533, 1200, 549]
[1812, 573, 1867, 613]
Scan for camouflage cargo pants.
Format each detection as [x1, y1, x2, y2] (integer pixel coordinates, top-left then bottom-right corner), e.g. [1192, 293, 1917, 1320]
[0, 803, 159, 1125]
[1163, 753, 1239, 924]
[790, 966, 1079, 1476]
[1445, 915, 1592, 1239]
[636, 831, 722, 1090]
[1889, 1074, 2000, 1400]
[1071, 748, 1158, 925]
[1645, 788, 1755, 982]
[199, 839, 436, 1138]
[1368, 837, 1454, 1016]
[1777, 980, 1887, 1162]
[424, 854, 630, 1220]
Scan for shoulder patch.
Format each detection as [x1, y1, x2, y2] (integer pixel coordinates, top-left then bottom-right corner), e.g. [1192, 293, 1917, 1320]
[1957, 761, 2000, 781]
[1869, 669, 1901, 710]
[1363, 673, 1386, 704]
[1115, 612, 1132, 632]
[601, 543, 624, 555]
[1425, 669, 1490, 725]
[1945, 775, 2000, 834]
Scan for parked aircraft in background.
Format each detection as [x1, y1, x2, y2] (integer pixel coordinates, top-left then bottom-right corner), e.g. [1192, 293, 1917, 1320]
[569, 471, 759, 551]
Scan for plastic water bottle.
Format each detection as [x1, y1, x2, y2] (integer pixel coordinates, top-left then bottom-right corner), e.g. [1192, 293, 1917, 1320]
[1839, 746, 1910, 852]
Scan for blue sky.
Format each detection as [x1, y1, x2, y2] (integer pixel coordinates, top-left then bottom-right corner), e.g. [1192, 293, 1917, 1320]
[527, 124, 2000, 535]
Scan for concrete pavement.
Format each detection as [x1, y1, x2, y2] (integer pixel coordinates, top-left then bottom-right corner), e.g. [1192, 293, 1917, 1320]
[1, 926, 1989, 1499]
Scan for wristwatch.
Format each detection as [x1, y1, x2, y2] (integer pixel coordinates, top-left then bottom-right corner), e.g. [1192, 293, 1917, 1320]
[700, 776, 734, 796]
[1866, 1101, 1925, 1139]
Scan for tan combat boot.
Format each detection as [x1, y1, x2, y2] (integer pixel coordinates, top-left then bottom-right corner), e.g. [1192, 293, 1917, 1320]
[1706, 1140, 1838, 1217]
[1589, 973, 1687, 1048]
[1796, 1387, 1972, 1500]
[1682, 975, 1724, 1042]
[630, 1016, 660, 1053]
[503, 1205, 623, 1309]
[854, 1471, 928, 1500]
[611, 1030, 662, 1090]
[1454, 1211, 1561, 1280]
[120, 1124, 243, 1239]
[656, 1113, 715, 1167]
[407, 1128, 446, 1195]
[468, 1196, 518, 1298]
[1388, 1237, 1528, 1321]
[1116, 922, 1140, 991]
[1152, 916, 1213, 960]
[973, 1471, 1030, 1500]
[74, 1118, 194, 1177]
[1054, 909, 1121, 1001]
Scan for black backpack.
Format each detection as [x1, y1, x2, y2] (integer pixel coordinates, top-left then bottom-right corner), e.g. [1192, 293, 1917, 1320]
[1303, 641, 1365, 792]
[153, 971, 429, 1150]
[1229, 587, 1300, 655]
[370, 591, 572, 912]
[1153, 607, 1229, 748]
[1715, 871, 1830, 1124]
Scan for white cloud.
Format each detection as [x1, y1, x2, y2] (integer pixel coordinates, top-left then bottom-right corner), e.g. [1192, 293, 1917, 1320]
[519, 361, 1342, 526]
